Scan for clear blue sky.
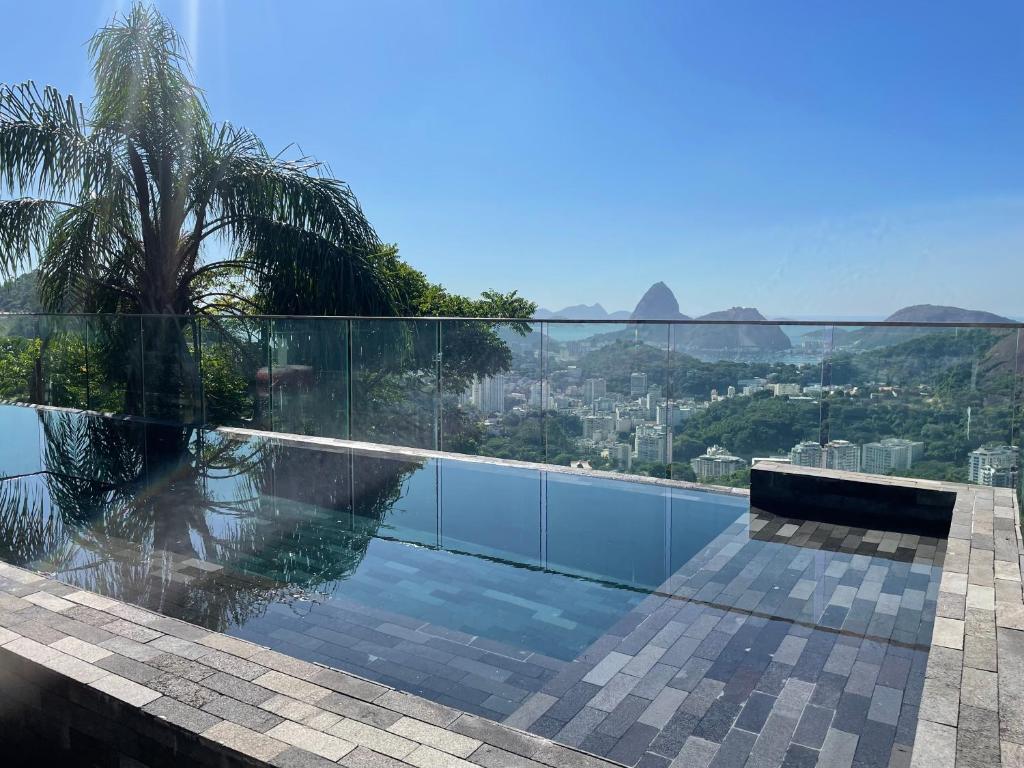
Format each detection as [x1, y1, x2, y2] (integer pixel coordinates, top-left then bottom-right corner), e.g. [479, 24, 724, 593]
[2, 0, 1022, 317]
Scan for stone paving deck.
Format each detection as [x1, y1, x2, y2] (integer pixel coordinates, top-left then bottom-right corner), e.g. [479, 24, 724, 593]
[504, 465, 1022, 768]
[0, 559, 623, 768]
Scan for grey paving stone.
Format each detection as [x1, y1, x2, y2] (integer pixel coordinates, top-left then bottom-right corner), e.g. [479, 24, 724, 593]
[450, 713, 543, 758]
[734, 691, 775, 733]
[470, 744, 547, 768]
[203, 670, 277, 705]
[272, 746, 342, 768]
[707, 727, 757, 768]
[780, 743, 818, 768]
[148, 673, 219, 708]
[792, 703, 832, 749]
[607, 721, 658, 765]
[374, 690, 461, 727]
[670, 736, 719, 767]
[957, 703, 1001, 768]
[817, 728, 859, 768]
[320, 692, 403, 729]
[867, 685, 903, 726]
[337, 746, 409, 768]
[638, 686, 688, 730]
[95, 653, 161, 683]
[556, 706, 608, 747]
[597, 694, 650, 739]
[203, 693, 284, 732]
[143, 695, 221, 733]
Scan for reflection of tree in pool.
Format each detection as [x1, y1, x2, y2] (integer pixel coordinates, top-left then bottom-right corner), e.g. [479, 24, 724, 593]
[0, 410, 422, 632]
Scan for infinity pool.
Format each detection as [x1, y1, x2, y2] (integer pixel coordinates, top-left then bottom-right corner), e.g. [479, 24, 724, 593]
[0, 405, 744, 661]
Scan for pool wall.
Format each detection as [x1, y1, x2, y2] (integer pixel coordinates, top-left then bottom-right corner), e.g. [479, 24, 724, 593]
[750, 461, 956, 537]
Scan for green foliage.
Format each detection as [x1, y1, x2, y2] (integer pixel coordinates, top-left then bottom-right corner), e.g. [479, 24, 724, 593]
[0, 336, 39, 400]
[0, 270, 42, 312]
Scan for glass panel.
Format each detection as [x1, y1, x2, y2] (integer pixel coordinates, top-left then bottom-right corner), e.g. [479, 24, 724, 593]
[38, 314, 89, 409]
[830, 324, 1018, 486]
[546, 471, 667, 588]
[269, 318, 348, 438]
[350, 319, 439, 450]
[438, 317, 532, 457]
[200, 316, 270, 428]
[82, 314, 138, 415]
[439, 460, 541, 565]
[0, 315, 40, 404]
[140, 315, 201, 422]
[668, 321, 826, 488]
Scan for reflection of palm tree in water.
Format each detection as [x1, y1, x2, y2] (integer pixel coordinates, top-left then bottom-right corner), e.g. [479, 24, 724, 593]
[0, 410, 422, 633]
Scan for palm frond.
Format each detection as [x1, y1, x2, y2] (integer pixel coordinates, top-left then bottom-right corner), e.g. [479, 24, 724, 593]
[0, 197, 61, 275]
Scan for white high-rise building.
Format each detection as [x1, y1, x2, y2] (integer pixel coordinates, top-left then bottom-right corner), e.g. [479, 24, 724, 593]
[614, 443, 633, 471]
[790, 441, 824, 468]
[968, 446, 1019, 487]
[471, 375, 506, 415]
[630, 372, 648, 397]
[635, 424, 673, 464]
[789, 440, 861, 472]
[862, 438, 925, 475]
[528, 381, 551, 410]
[691, 446, 746, 479]
[582, 378, 606, 405]
[582, 415, 615, 441]
[825, 440, 861, 472]
[773, 383, 802, 397]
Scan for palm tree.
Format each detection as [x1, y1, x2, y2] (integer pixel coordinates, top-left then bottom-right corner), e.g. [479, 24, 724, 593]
[0, 4, 398, 414]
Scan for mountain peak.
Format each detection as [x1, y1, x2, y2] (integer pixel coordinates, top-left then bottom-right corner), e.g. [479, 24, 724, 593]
[884, 304, 1014, 324]
[631, 282, 689, 321]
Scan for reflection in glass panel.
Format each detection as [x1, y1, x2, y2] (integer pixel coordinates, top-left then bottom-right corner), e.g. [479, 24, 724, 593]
[38, 315, 89, 409]
[200, 316, 269, 428]
[350, 319, 439, 450]
[83, 314, 137, 414]
[269, 318, 348, 438]
[140, 315, 202, 422]
[438, 318, 536, 457]
[439, 460, 541, 565]
[0, 315, 39, 405]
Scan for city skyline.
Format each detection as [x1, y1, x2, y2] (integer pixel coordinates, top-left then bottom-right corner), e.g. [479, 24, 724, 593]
[1, 1, 1022, 316]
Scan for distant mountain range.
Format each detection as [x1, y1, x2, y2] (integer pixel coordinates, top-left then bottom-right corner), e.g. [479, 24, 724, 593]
[537, 285, 1019, 353]
[534, 303, 631, 321]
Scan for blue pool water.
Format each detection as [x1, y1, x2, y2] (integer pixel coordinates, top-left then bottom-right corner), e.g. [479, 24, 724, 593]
[0, 405, 746, 663]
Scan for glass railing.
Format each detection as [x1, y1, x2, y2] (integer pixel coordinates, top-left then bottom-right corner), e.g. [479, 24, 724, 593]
[0, 313, 1020, 493]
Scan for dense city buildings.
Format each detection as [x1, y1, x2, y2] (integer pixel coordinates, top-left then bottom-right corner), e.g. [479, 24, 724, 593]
[460, 357, 1013, 493]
